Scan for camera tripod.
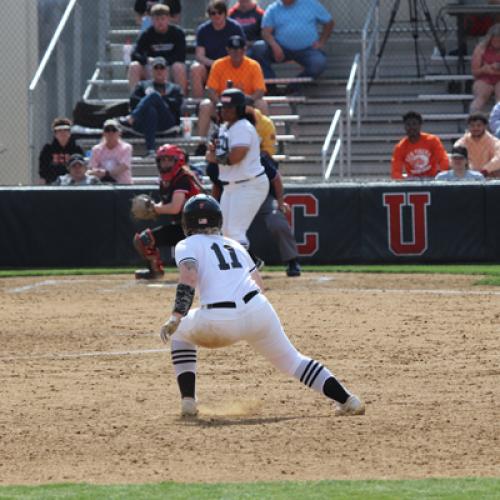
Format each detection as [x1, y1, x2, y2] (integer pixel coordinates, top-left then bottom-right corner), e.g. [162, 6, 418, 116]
[368, 0, 450, 89]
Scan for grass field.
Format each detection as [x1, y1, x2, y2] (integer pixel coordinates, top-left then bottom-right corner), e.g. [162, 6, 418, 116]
[1, 478, 499, 500]
[1, 263, 500, 284]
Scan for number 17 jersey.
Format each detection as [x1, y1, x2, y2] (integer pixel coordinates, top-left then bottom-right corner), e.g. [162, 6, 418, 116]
[174, 234, 258, 306]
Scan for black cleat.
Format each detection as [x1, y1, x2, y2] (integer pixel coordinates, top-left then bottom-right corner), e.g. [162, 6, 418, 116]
[286, 260, 301, 277]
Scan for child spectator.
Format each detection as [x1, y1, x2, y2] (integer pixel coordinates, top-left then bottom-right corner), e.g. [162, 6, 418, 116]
[52, 154, 101, 186]
[38, 118, 84, 185]
[87, 119, 134, 184]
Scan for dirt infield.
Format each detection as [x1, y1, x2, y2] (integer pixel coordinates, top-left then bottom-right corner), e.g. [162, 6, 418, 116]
[1, 272, 498, 485]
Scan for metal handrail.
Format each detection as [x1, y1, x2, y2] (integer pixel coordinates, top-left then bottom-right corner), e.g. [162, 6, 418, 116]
[29, 0, 79, 91]
[321, 109, 343, 181]
[346, 53, 362, 178]
[361, 0, 380, 115]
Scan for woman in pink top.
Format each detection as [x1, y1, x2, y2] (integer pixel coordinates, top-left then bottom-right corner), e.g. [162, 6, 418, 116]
[471, 23, 500, 112]
[88, 119, 134, 184]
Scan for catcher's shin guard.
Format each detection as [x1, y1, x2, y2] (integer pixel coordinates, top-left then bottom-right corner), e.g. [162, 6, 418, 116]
[133, 229, 164, 279]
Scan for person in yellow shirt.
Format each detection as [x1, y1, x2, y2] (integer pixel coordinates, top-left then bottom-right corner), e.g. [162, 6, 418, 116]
[195, 35, 268, 155]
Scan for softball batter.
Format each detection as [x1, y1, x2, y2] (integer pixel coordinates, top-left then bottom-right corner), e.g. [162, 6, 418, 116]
[205, 87, 269, 248]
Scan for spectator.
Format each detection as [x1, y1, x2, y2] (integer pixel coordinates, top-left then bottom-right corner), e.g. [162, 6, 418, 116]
[435, 146, 484, 181]
[133, 144, 202, 280]
[119, 56, 183, 157]
[195, 35, 268, 154]
[251, 0, 334, 94]
[191, 1, 245, 98]
[228, 0, 264, 44]
[488, 99, 500, 137]
[87, 119, 134, 184]
[134, 0, 182, 28]
[470, 23, 500, 112]
[52, 154, 101, 186]
[128, 4, 187, 94]
[454, 112, 500, 177]
[39, 117, 84, 185]
[391, 111, 449, 180]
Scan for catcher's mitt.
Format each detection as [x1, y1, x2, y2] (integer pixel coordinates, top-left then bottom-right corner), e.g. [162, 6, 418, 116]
[131, 194, 157, 220]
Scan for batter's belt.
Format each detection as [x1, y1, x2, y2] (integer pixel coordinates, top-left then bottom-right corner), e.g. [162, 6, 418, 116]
[220, 170, 266, 186]
[202, 290, 259, 309]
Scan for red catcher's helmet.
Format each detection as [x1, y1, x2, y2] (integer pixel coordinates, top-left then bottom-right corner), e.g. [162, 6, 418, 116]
[156, 144, 186, 181]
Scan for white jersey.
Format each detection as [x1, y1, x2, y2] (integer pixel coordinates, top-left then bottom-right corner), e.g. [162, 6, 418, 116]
[175, 233, 258, 305]
[218, 119, 263, 183]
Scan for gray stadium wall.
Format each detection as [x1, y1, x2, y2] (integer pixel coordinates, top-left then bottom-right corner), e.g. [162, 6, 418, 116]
[1, 183, 500, 268]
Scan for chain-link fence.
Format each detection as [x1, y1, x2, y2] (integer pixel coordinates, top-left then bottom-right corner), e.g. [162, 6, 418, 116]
[0, 0, 486, 185]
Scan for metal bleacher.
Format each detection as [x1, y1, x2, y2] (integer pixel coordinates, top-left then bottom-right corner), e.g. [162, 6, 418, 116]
[79, 1, 481, 184]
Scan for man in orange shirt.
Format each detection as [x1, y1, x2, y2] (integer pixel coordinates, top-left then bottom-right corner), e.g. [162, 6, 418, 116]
[195, 35, 268, 155]
[391, 111, 449, 180]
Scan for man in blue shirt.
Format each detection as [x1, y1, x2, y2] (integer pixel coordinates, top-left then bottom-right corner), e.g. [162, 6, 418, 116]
[251, 0, 334, 94]
[190, 0, 245, 98]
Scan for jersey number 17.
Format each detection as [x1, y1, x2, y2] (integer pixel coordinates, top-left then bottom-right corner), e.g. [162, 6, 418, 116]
[211, 243, 243, 270]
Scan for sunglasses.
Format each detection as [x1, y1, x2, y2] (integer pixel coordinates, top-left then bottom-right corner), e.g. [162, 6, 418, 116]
[209, 10, 224, 16]
[103, 127, 118, 132]
[153, 65, 166, 70]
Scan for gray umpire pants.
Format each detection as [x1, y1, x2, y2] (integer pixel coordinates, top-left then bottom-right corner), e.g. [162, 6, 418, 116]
[258, 194, 298, 263]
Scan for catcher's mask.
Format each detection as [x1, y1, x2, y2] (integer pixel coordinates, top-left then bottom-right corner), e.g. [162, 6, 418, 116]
[156, 144, 185, 181]
[182, 194, 223, 236]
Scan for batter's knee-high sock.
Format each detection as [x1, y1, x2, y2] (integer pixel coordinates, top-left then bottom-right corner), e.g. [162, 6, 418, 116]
[171, 339, 197, 399]
[294, 357, 350, 404]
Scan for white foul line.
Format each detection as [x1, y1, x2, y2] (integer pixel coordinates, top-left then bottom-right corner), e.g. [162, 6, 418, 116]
[0, 347, 169, 362]
[332, 287, 500, 296]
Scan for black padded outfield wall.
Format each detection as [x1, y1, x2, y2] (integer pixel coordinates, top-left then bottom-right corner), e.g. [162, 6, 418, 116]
[0, 183, 499, 268]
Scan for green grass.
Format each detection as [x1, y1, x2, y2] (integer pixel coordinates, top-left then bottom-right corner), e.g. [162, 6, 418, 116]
[0, 478, 499, 499]
[2, 264, 500, 284]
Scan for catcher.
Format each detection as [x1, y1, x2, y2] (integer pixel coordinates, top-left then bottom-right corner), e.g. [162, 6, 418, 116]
[132, 144, 202, 279]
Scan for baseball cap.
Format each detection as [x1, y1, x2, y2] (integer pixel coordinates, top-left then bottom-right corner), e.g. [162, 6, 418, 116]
[450, 146, 468, 159]
[103, 118, 120, 131]
[226, 35, 245, 50]
[67, 153, 87, 168]
[152, 56, 167, 68]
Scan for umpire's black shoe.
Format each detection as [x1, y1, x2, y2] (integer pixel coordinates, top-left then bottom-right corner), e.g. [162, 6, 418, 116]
[286, 260, 301, 277]
[135, 268, 165, 280]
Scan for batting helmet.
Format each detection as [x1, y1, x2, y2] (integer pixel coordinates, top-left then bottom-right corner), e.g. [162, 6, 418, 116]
[182, 194, 222, 236]
[219, 88, 246, 118]
[156, 144, 186, 181]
